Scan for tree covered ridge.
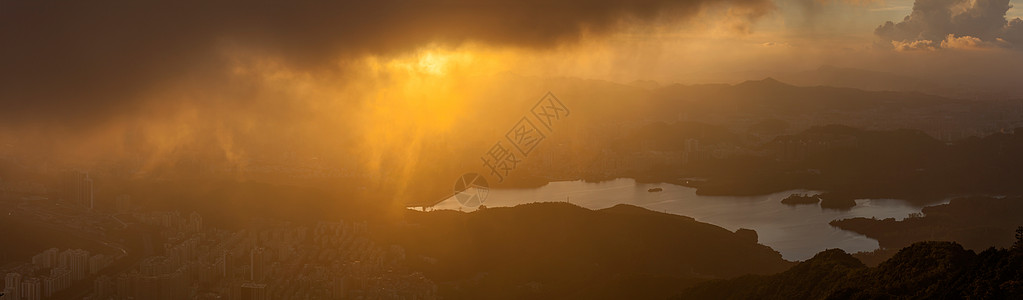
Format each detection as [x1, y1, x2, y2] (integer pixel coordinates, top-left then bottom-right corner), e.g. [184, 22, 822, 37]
[676, 241, 1023, 299]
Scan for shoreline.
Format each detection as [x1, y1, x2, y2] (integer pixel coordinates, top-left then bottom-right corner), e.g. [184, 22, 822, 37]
[493, 173, 955, 208]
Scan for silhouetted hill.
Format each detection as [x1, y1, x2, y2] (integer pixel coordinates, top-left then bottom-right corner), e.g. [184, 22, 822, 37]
[693, 125, 949, 199]
[677, 249, 865, 300]
[733, 77, 789, 89]
[777, 65, 939, 93]
[392, 202, 792, 299]
[832, 196, 1023, 252]
[693, 125, 1023, 203]
[597, 203, 694, 219]
[614, 121, 740, 153]
[650, 77, 953, 118]
[677, 241, 1023, 299]
[773, 65, 1012, 99]
[628, 79, 661, 90]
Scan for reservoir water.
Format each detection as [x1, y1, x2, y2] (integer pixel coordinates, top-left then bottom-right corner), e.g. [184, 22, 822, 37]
[432, 178, 943, 261]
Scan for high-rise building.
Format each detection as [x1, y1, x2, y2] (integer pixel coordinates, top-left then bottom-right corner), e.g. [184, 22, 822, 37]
[31, 248, 58, 268]
[41, 275, 55, 298]
[60, 170, 94, 208]
[2, 286, 17, 300]
[57, 249, 74, 269]
[69, 249, 91, 281]
[684, 138, 700, 153]
[45, 267, 72, 296]
[189, 212, 203, 233]
[249, 247, 266, 282]
[20, 277, 41, 300]
[220, 251, 233, 279]
[5, 273, 21, 300]
[116, 273, 133, 300]
[115, 194, 131, 213]
[329, 277, 347, 299]
[93, 275, 113, 299]
[90, 254, 111, 275]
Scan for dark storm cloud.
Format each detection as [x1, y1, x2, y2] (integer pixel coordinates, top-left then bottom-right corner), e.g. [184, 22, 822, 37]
[0, 0, 771, 126]
[874, 0, 1023, 49]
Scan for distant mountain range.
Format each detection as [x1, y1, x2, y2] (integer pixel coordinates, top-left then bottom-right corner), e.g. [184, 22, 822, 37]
[619, 65, 1020, 100]
[773, 65, 1021, 100]
[649, 77, 955, 115]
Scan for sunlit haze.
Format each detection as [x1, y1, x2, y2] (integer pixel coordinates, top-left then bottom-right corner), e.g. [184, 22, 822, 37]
[3, 0, 1023, 299]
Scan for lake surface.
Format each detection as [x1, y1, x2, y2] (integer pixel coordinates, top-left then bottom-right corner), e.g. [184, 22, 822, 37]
[432, 178, 945, 261]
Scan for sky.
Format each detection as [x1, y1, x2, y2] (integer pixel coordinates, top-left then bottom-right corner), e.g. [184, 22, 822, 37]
[1, 0, 1022, 191]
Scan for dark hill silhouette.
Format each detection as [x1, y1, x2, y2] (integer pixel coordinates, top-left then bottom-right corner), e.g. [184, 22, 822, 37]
[692, 125, 1023, 203]
[733, 77, 790, 89]
[693, 125, 950, 199]
[597, 203, 693, 219]
[677, 241, 1023, 299]
[776, 65, 938, 94]
[613, 121, 740, 153]
[649, 77, 954, 119]
[832, 196, 1023, 255]
[677, 249, 866, 300]
[773, 65, 1013, 99]
[390, 202, 792, 299]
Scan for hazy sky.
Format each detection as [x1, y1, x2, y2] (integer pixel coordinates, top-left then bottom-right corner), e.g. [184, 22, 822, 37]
[3, 0, 1021, 122]
[1, 0, 1022, 180]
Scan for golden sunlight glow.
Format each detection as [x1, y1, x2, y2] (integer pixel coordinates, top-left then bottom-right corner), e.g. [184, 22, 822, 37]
[214, 43, 524, 194]
[417, 52, 451, 75]
[351, 45, 514, 198]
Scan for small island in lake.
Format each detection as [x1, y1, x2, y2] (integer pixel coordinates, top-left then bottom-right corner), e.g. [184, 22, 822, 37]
[819, 192, 857, 209]
[648, 187, 663, 192]
[779, 192, 856, 209]
[780, 193, 820, 205]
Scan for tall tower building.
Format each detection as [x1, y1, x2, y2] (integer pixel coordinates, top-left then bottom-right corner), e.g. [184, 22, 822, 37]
[2, 286, 17, 300]
[57, 249, 72, 269]
[69, 249, 90, 281]
[93, 275, 113, 299]
[42, 275, 55, 298]
[46, 267, 71, 296]
[249, 247, 266, 283]
[115, 194, 131, 213]
[5, 273, 22, 300]
[189, 212, 203, 233]
[31, 248, 58, 268]
[684, 138, 700, 153]
[60, 170, 94, 209]
[20, 277, 41, 300]
[221, 251, 233, 279]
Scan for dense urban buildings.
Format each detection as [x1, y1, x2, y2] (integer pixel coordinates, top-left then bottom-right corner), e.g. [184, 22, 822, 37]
[0, 193, 435, 299]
